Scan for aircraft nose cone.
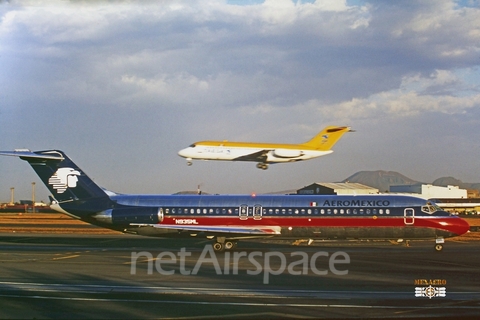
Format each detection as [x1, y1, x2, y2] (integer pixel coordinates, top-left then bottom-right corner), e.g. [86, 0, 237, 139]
[178, 148, 189, 158]
[452, 217, 470, 236]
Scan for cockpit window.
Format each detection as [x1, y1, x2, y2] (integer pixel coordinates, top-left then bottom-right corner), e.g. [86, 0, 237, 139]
[421, 204, 443, 214]
[189, 144, 196, 148]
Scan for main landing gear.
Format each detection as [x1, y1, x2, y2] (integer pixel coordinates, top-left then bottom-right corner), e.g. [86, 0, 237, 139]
[213, 237, 238, 252]
[256, 163, 269, 170]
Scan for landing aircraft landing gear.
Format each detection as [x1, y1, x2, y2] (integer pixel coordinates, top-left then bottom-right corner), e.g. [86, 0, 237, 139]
[435, 244, 443, 251]
[256, 163, 268, 170]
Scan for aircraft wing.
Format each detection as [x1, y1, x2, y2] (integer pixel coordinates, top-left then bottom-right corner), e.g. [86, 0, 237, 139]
[131, 224, 281, 235]
[233, 150, 269, 162]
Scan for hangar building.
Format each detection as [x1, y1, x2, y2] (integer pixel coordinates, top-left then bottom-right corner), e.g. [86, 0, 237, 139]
[297, 183, 379, 195]
[389, 184, 467, 199]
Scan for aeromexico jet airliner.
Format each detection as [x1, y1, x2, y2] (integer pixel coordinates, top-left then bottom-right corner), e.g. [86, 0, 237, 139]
[178, 126, 352, 169]
[0, 150, 469, 252]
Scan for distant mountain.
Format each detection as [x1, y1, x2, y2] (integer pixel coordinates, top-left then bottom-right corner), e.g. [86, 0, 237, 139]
[342, 171, 480, 192]
[342, 170, 420, 192]
[432, 177, 480, 191]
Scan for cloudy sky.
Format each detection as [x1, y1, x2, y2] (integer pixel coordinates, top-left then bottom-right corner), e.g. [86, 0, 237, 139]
[1, 0, 479, 202]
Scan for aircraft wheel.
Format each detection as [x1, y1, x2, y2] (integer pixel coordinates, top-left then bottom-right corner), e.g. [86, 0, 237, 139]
[256, 163, 263, 169]
[187, 161, 192, 166]
[262, 164, 268, 170]
[435, 244, 443, 252]
[213, 242, 225, 252]
[224, 241, 236, 250]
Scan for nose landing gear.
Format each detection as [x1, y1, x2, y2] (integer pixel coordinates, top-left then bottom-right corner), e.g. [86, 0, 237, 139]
[434, 237, 444, 252]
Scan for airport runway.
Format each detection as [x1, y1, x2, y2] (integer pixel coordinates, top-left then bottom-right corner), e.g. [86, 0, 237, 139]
[0, 234, 479, 319]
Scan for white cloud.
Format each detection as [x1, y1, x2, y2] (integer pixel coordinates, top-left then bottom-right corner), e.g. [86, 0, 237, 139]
[296, 69, 480, 121]
[388, 0, 480, 59]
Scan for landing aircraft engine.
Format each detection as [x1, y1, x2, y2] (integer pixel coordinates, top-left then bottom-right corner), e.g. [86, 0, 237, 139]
[272, 149, 304, 158]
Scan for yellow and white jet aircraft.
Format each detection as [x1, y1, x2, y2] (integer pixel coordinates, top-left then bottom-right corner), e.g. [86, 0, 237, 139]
[178, 126, 352, 170]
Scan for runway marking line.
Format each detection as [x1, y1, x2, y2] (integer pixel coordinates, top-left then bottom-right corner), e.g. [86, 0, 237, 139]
[52, 255, 80, 261]
[123, 257, 158, 265]
[0, 293, 479, 310]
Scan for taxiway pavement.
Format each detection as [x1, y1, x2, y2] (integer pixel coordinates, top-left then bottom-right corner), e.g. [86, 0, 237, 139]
[0, 234, 479, 319]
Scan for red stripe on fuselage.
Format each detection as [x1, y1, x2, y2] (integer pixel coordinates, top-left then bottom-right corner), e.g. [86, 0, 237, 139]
[161, 216, 469, 236]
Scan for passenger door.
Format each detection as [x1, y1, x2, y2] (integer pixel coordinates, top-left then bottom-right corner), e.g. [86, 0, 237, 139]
[239, 205, 248, 220]
[253, 205, 263, 220]
[404, 208, 415, 225]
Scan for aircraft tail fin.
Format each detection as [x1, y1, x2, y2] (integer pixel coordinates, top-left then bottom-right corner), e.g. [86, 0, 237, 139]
[0, 150, 110, 207]
[301, 126, 352, 150]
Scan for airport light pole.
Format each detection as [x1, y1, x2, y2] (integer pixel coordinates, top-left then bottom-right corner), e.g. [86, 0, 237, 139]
[32, 182, 35, 209]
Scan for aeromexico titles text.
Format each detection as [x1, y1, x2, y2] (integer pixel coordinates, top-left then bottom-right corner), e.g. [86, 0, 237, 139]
[321, 200, 390, 207]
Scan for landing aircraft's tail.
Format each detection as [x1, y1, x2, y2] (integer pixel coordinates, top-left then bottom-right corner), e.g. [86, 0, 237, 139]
[301, 126, 352, 150]
[0, 150, 111, 211]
